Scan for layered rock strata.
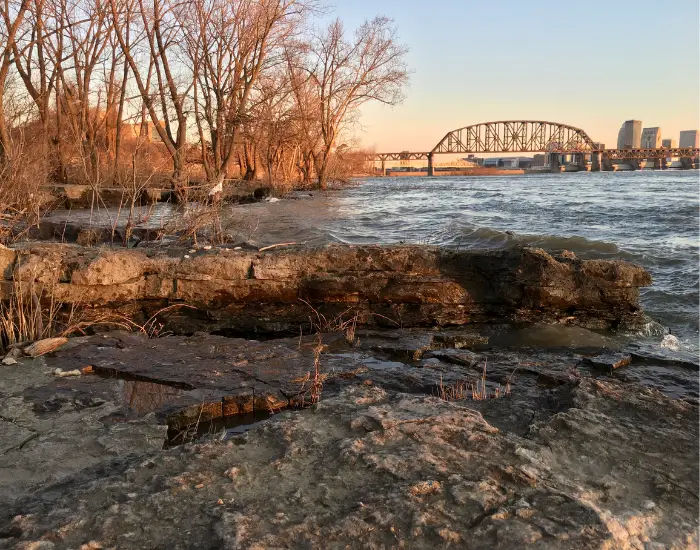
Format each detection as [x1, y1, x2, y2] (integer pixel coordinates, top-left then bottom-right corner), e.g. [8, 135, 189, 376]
[0, 243, 652, 333]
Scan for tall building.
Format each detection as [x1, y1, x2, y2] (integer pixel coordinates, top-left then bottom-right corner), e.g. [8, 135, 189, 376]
[662, 138, 677, 148]
[679, 130, 699, 148]
[617, 120, 642, 149]
[640, 127, 661, 148]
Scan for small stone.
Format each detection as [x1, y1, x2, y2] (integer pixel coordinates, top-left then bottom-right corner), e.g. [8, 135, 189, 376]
[184, 255, 191, 259]
[516, 507, 535, 519]
[515, 498, 531, 508]
[53, 368, 82, 377]
[560, 250, 577, 260]
[195, 483, 204, 489]
[2, 355, 18, 365]
[203, 245, 212, 250]
[643, 500, 656, 510]
[217, 498, 224, 505]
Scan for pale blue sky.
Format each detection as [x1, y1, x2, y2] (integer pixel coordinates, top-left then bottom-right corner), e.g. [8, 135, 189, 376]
[324, 0, 700, 152]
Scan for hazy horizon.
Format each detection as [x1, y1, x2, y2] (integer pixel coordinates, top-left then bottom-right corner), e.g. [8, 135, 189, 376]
[328, 0, 700, 152]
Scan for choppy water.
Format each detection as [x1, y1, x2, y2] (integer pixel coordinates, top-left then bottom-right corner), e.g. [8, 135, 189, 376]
[46, 170, 700, 359]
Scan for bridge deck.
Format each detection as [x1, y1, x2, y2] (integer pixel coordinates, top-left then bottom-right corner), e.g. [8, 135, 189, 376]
[369, 147, 699, 162]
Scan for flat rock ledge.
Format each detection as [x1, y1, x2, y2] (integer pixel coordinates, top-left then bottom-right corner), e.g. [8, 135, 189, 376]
[1, 378, 697, 549]
[0, 243, 651, 333]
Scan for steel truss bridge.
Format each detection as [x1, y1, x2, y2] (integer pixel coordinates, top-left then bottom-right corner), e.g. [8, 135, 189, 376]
[370, 120, 699, 171]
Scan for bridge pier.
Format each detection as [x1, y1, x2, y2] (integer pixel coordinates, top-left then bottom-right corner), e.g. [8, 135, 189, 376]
[653, 158, 669, 170]
[574, 153, 587, 171]
[680, 157, 698, 169]
[547, 152, 562, 172]
[381, 159, 386, 177]
[591, 152, 602, 172]
[427, 153, 434, 177]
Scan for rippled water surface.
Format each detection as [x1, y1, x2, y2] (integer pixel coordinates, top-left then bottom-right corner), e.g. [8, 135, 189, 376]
[48, 170, 700, 356]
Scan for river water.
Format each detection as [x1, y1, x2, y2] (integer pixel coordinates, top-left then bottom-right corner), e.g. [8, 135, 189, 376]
[46, 170, 700, 359]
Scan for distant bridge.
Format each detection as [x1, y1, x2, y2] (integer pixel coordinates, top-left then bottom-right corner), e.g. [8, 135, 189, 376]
[370, 120, 699, 174]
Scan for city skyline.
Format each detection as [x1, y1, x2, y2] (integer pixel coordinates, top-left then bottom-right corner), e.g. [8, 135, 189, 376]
[328, 0, 700, 152]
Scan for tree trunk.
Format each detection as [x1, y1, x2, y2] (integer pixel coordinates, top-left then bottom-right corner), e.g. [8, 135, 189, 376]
[243, 142, 258, 181]
[315, 150, 329, 190]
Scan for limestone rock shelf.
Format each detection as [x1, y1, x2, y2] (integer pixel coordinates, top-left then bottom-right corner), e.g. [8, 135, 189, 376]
[0, 243, 651, 334]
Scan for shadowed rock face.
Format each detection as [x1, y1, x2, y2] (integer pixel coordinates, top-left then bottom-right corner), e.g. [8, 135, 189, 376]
[0, 243, 651, 334]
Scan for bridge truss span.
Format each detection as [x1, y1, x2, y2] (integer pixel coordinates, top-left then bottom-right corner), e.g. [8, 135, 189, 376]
[431, 120, 598, 155]
[373, 151, 429, 161]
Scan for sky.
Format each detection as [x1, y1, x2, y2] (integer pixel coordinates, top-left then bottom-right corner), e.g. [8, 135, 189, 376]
[324, 0, 700, 153]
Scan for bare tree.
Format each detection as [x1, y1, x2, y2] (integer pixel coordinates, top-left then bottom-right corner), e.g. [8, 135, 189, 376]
[284, 41, 320, 184]
[2, 0, 407, 195]
[305, 17, 408, 189]
[252, 70, 297, 185]
[0, 0, 30, 163]
[180, 0, 308, 188]
[109, 0, 191, 189]
[59, 0, 114, 183]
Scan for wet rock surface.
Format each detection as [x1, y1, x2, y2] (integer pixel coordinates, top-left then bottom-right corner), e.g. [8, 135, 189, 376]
[0, 243, 652, 334]
[1, 375, 697, 549]
[1, 325, 697, 549]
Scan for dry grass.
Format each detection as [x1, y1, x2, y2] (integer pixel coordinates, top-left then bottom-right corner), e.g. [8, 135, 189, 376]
[436, 360, 514, 402]
[0, 273, 197, 354]
[0, 278, 79, 353]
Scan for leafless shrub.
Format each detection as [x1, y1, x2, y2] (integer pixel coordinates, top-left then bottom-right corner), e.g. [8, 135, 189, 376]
[300, 298, 359, 345]
[0, 142, 54, 244]
[0, 274, 197, 353]
[291, 333, 328, 406]
[106, 304, 199, 338]
[162, 202, 235, 246]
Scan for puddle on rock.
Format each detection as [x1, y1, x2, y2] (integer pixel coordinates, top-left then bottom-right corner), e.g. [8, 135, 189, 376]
[166, 409, 273, 448]
[90, 373, 281, 447]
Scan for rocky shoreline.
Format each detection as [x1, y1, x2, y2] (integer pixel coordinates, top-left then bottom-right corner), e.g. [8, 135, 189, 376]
[0, 242, 697, 549]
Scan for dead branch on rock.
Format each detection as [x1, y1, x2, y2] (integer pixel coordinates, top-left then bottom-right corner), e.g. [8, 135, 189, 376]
[258, 242, 297, 252]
